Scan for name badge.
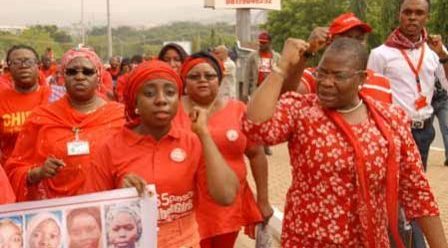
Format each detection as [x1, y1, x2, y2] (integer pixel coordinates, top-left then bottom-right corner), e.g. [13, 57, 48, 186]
[67, 140, 90, 156]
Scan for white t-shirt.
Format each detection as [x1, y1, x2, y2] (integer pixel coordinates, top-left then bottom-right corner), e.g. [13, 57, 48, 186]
[368, 43, 448, 120]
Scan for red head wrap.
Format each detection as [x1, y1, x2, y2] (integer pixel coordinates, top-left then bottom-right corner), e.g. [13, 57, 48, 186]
[180, 55, 224, 84]
[123, 59, 182, 127]
[60, 47, 103, 81]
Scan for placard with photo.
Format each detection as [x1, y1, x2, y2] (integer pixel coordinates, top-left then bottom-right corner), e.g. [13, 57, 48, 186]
[0, 185, 158, 248]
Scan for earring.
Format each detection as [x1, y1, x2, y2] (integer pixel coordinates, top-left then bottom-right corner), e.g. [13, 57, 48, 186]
[135, 108, 139, 115]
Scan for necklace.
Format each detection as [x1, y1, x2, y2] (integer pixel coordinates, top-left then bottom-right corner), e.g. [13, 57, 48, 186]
[336, 100, 364, 114]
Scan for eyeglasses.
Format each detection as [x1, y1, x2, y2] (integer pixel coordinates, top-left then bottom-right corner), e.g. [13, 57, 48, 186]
[8, 58, 37, 67]
[314, 69, 364, 81]
[65, 67, 97, 77]
[186, 73, 218, 81]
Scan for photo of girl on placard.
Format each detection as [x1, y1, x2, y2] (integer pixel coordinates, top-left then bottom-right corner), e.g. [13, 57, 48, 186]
[0, 216, 23, 248]
[25, 211, 63, 248]
[105, 202, 142, 248]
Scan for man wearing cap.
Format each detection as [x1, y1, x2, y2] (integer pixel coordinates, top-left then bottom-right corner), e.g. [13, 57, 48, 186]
[296, 12, 393, 104]
[244, 31, 281, 101]
[368, 0, 448, 171]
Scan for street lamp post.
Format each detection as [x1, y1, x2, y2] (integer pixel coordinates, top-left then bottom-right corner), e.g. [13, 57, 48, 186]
[107, 0, 113, 58]
[81, 0, 85, 45]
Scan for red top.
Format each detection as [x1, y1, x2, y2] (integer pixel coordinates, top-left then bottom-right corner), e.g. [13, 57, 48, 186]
[107, 67, 120, 81]
[86, 126, 204, 247]
[40, 64, 58, 80]
[5, 96, 124, 201]
[115, 73, 130, 102]
[258, 51, 274, 86]
[301, 68, 393, 104]
[0, 86, 52, 165]
[0, 165, 15, 204]
[174, 100, 262, 239]
[242, 92, 439, 247]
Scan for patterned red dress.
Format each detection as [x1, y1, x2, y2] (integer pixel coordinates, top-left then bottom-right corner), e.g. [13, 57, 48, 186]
[242, 92, 439, 247]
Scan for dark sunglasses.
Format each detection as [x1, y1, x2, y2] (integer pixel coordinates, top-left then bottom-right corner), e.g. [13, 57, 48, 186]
[65, 67, 97, 77]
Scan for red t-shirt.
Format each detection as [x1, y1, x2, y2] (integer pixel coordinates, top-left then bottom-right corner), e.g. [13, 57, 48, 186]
[173, 100, 262, 239]
[86, 126, 203, 247]
[0, 86, 52, 165]
[257, 51, 274, 86]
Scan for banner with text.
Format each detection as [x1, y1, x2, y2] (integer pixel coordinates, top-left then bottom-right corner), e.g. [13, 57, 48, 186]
[204, 0, 281, 10]
[0, 185, 158, 248]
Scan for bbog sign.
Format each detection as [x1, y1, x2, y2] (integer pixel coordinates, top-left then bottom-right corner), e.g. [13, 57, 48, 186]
[204, 0, 281, 10]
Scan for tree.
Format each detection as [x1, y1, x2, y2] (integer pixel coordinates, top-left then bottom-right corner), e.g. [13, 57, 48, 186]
[263, 0, 349, 51]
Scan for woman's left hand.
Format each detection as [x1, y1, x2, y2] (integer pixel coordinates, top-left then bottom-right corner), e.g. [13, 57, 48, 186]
[189, 106, 210, 137]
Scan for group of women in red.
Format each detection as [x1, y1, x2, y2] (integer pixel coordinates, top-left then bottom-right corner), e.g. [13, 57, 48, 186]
[0, 43, 271, 248]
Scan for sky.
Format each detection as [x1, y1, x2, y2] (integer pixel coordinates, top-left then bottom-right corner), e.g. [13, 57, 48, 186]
[0, 0, 238, 27]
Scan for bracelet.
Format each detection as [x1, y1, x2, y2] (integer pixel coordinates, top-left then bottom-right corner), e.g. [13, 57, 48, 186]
[272, 65, 286, 79]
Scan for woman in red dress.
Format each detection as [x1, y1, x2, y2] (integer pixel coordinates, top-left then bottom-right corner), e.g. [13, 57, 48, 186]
[243, 37, 447, 247]
[85, 60, 239, 248]
[5, 47, 125, 201]
[175, 52, 272, 248]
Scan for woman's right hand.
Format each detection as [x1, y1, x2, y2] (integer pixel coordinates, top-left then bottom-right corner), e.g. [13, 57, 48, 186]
[28, 157, 65, 184]
[122, 173, 148, 196]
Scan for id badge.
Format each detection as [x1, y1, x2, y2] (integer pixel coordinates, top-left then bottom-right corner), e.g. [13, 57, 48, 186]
[415, 95, 427, 110]
[67, 140, 90, 156]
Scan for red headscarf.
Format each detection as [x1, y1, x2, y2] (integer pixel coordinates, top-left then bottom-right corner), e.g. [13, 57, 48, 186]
[60, 47, 104, 81]
[180, 55, 224, 84]
[123, 60, 182, 127]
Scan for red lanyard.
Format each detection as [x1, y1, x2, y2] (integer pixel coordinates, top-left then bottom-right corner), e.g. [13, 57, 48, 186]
[399, 45, 425, 93]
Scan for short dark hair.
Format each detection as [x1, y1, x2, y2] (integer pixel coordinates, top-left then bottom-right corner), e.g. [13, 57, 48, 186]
[131, 54, 143, 64]
[158, 43, 188, 63]
[400, 0, 430, 11]
[324, 37, 369, 70]
[6, 45, 39, 63]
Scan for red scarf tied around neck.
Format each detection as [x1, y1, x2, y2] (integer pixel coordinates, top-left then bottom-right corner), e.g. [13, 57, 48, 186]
[385, 27, 428, 49]
[324, 93, 405, 248]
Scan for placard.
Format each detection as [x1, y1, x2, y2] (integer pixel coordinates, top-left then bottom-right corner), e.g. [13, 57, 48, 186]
[0, 185, 158, 248]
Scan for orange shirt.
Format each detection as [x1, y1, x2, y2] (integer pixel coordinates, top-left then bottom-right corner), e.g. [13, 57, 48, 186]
[301, 68, 393, 104]
[100, 71, 114, 96]
[5, 96, 125, 201]
[86, 126, 203, 248]
[115, 73, 130, 102]
[0, 165, 15, 204]
[0, 86, 52, 165]
[173, 100, 262, 239]
[40, 64, 58, 80]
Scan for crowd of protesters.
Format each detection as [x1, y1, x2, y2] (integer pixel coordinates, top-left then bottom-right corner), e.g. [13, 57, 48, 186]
[0, 0, 448, 247]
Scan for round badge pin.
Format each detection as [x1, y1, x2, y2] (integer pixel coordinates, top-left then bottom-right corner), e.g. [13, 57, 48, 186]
[226, 129, 239, 142]
[170, 148, 186, 162]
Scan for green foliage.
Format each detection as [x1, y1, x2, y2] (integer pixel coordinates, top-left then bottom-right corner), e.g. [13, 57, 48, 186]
[264, 0, 448, 55]
[86, 22, 237, 59]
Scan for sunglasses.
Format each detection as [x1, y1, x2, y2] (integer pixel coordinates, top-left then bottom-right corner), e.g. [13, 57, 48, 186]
[65, 67, 97, 77]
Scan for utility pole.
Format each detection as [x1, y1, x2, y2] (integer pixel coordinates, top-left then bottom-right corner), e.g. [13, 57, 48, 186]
[107, 0, 113, 58]
[236, 9, 251, 43]
[81, 0, 85, 45]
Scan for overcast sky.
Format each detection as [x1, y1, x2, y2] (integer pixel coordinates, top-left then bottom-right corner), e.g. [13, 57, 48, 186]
[0, 0, 237, 27]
